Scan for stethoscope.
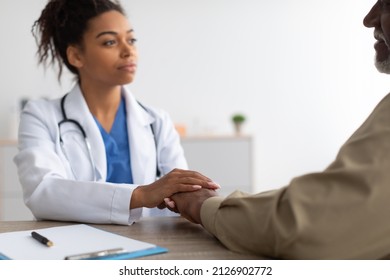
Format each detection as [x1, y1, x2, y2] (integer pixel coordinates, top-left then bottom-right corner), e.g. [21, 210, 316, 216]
[58, 93, 161, 182]
[58, 94, 97, 181]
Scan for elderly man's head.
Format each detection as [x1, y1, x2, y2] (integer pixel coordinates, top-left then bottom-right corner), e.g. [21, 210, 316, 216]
[364, 1, 390, 73]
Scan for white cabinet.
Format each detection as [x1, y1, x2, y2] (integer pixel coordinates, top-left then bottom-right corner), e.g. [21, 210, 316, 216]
[181, 136, 253, 197]
[0, 141, 34, 221]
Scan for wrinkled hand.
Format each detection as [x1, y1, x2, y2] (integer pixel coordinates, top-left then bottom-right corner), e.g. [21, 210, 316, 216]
[131, 168, 219, 209]
[170, 188, 218, 224]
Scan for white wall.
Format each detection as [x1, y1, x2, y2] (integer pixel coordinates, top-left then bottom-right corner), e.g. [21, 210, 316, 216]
[0, 0, 388, 192]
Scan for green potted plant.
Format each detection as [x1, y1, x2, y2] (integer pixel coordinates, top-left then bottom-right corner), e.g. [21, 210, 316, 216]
[231, 114, 246, 135]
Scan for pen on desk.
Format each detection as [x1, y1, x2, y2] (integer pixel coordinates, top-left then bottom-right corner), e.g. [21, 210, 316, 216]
[31, 231, 54, 247]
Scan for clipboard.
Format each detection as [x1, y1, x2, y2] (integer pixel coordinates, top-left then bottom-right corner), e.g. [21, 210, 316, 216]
[0, 224, 167, 260]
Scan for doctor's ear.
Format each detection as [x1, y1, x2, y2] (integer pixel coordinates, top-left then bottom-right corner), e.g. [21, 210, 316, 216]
[66, 45, 84, 69]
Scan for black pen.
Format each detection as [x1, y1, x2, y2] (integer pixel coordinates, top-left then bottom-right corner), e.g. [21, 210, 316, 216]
[31, 231, 54, 247]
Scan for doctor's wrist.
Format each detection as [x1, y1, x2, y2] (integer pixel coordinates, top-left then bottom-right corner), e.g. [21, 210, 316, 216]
[130, 185, 145, 209]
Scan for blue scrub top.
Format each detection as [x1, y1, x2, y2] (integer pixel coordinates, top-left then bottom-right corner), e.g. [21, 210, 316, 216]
[94, 96, 134, 184]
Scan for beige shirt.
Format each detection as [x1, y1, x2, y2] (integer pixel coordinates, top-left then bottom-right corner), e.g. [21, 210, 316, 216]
[201, 93, 390, 259]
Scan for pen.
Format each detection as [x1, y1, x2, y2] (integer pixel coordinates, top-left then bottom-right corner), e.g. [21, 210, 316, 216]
[31, 231, 54, 247]
[64, 248, 125, 260]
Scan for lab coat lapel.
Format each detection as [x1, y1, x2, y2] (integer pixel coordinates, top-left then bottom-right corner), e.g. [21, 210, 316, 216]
[122, 87, 157, 184]
[64, 85, 107, 181]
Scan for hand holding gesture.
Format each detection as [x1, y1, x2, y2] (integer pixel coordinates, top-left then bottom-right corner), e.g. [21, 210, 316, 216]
[170, 188, 218, 224]
[130, 168, 219, 209]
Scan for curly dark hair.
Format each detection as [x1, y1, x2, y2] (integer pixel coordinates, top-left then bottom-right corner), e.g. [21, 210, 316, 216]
[32, 0, 125, 80]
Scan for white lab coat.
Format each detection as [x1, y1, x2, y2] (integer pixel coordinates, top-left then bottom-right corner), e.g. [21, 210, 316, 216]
[14, 84, 188, 225]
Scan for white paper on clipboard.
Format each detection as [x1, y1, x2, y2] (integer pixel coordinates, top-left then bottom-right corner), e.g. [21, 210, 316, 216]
[0, 224, 164, 260]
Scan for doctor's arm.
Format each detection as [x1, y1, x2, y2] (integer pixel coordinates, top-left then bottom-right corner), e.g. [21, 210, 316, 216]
[15, 100, 137, 224]
[16, 100, 219, 223]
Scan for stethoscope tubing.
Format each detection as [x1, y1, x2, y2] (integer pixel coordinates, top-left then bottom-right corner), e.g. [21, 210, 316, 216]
[57, 93, 160, 181]
[58, 94, 97, 181]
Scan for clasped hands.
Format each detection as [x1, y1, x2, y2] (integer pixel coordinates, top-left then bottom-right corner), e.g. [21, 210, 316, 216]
[132, 168, 219, 224]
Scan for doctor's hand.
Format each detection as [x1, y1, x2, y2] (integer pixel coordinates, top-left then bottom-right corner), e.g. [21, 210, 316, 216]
[130, 168, 220, 209]
[170, 188, 218, 224]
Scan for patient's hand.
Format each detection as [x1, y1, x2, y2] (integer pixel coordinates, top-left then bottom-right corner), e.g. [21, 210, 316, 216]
[170, 188, 218, 224]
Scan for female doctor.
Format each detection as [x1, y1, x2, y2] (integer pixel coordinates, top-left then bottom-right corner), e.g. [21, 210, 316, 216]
[14, 0, 219, 225]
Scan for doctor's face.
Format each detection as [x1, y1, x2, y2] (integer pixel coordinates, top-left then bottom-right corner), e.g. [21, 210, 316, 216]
[72, 10, 138, 87]
[364, 0, 390, 73]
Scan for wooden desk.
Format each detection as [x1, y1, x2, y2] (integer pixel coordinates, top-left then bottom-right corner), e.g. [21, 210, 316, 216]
[0, 217, 262, 260]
